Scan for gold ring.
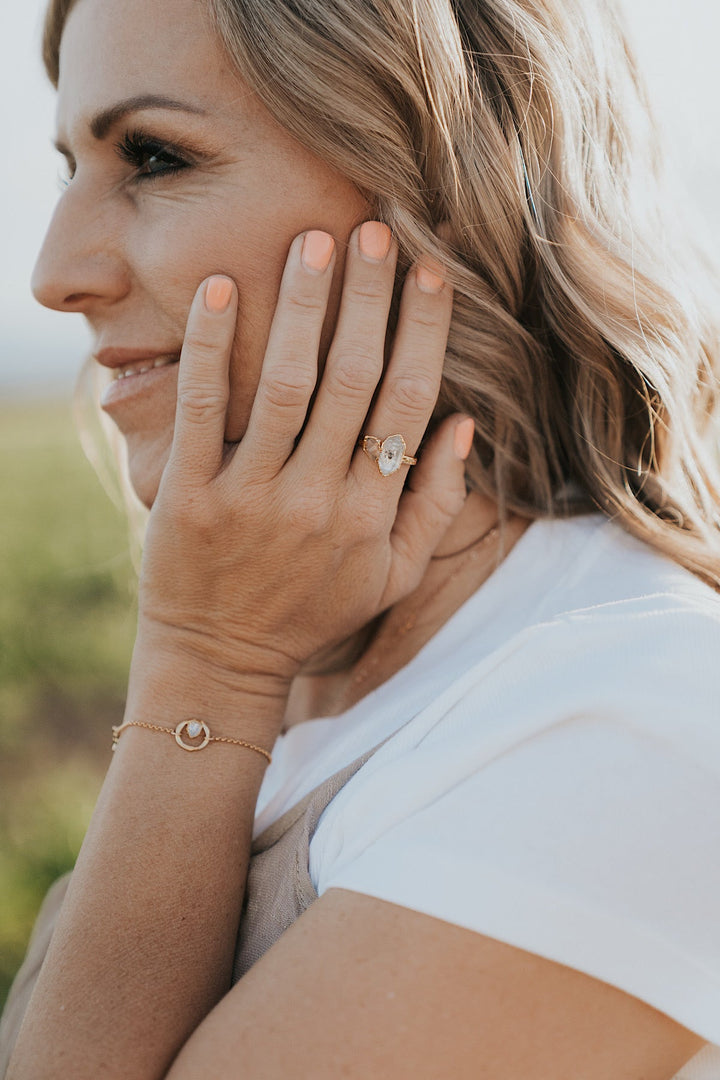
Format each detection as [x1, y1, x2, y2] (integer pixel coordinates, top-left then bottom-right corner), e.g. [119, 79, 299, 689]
[362, 434, 417, 477]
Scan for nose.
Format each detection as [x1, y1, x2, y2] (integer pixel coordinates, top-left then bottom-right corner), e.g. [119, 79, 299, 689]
[31, 182, 130, 314]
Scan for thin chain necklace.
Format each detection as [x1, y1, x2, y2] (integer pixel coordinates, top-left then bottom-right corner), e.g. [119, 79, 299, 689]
[346, 519, 501, 700]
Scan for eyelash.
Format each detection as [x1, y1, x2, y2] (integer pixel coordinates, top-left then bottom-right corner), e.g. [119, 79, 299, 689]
[116, 130, 191, 182]
[57, 129, 194, 191]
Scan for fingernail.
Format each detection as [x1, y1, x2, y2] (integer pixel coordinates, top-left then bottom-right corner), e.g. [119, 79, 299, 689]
[358, 221, 392, 262]
[416, 258, 445, 294]
[453, 417, 475, 460]
[205, 276, 233, 313]
[301, 231, 335, 272]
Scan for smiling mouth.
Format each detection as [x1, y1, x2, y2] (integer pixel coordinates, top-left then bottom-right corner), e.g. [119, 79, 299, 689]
[113, 355, 180, 379]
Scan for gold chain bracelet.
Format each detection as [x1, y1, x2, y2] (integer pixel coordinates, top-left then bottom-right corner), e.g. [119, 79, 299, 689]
[111, 719, 272, 763]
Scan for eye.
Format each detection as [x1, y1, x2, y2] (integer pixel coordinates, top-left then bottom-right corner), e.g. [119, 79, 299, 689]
[55, 149, 76, 190]
[116, 130, 191, 181]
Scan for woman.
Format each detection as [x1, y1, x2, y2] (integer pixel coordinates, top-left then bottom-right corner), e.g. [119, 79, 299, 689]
[2, 0, 720, 1075]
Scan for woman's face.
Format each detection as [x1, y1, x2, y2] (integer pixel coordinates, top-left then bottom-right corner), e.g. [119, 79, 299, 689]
[33, 0, 370, 507]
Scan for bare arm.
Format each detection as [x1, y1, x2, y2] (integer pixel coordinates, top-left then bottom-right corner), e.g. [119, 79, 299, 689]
[6, 225, 466, 1079]
[0, 874, 71, 1076]
[169, 888, 707, 1080]
[5, 653, 281, 1080]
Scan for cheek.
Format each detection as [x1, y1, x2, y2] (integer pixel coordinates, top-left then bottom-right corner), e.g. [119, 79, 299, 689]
[126, 202, 249, 322]
[124, 203, 272, 443]
[223, 235, 351, 442]
[126, 176, 368, 444]
[158, 206, 357, 444]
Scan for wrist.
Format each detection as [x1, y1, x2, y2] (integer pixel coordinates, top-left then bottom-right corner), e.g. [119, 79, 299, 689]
[126, 623, 292, 745]
[135, 613, 300, 679]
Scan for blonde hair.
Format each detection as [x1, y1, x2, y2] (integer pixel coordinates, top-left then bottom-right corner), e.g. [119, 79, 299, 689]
[44, 0, 720, 587]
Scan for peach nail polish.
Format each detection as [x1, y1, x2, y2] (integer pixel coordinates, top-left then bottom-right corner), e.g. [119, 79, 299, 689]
[205, 276, 233, 313]
[358, 221, 392, 262]
[453, 417, 475, 460]
[301, 231, 335, 272]
[416, 258, 445, 294]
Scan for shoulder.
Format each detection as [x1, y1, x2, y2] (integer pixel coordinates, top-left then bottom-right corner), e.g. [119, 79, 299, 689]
[557, 518, 719, 690]
[440, 511, 720, 725]
[383, 515, 720, 762]
[475, 514, 720, 726]
[518, 512, 720, 629]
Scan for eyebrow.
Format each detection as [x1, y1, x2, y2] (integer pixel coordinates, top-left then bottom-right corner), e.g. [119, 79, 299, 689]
[54, 94, 207, 153]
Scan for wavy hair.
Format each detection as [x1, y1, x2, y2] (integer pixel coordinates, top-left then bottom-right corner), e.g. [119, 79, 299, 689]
[43, 0, 720, 587]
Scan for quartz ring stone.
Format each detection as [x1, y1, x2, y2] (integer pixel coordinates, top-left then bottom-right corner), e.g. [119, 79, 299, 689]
[175, 718, 211, 751]
[362, 434, 418, 477]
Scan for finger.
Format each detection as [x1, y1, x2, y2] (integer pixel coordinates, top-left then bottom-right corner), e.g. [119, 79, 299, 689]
[239, 230, 336, 479]
[298, 221, 397, 478]
[354, 258, 453, 486]
[383, 415, 474, 605]
[170, 275, 237, 484]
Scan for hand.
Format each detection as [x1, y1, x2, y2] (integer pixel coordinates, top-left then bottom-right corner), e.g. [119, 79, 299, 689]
[136, 222, 473, 708]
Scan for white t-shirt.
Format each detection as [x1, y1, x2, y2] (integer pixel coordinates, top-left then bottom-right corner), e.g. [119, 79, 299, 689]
[254, 514, 720, 1075]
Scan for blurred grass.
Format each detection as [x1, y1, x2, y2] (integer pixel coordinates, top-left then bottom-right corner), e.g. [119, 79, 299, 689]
[0, 398, 137, 1010]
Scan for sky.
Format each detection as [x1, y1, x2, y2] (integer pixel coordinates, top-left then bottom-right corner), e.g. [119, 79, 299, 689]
[1, 0, 719, 398]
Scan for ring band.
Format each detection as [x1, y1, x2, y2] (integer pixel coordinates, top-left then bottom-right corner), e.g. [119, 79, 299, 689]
[362, 434, 417, 477]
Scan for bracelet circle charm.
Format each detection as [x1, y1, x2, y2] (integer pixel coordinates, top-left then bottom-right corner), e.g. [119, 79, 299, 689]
[174, 719, 211, 751]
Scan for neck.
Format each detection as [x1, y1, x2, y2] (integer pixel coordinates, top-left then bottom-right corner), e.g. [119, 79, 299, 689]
[282, 494, 529, 729]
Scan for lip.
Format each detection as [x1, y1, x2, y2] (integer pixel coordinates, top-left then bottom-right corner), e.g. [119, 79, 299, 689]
[94, 346, 182, 369]
[98, 351, 181, 412]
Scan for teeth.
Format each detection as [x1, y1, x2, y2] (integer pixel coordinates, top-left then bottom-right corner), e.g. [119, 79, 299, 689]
[114, 355, 179, 379]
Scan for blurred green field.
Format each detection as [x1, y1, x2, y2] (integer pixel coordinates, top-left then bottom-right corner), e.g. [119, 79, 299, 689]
[0, 399, 137, 1010]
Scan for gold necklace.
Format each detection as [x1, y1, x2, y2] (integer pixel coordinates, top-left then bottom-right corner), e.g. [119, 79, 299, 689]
[345, 520, 501, 700]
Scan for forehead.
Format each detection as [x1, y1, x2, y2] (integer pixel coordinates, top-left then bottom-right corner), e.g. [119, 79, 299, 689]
[56, 0, 243, 133]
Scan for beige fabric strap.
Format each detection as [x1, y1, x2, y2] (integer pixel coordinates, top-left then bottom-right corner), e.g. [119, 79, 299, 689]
[232, 736, 388, 981]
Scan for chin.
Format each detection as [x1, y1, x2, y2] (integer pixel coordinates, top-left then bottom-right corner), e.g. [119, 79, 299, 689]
[129, 474, 160, 511]
[127, 462, 162, 510]
[125, 434, 173, 510]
